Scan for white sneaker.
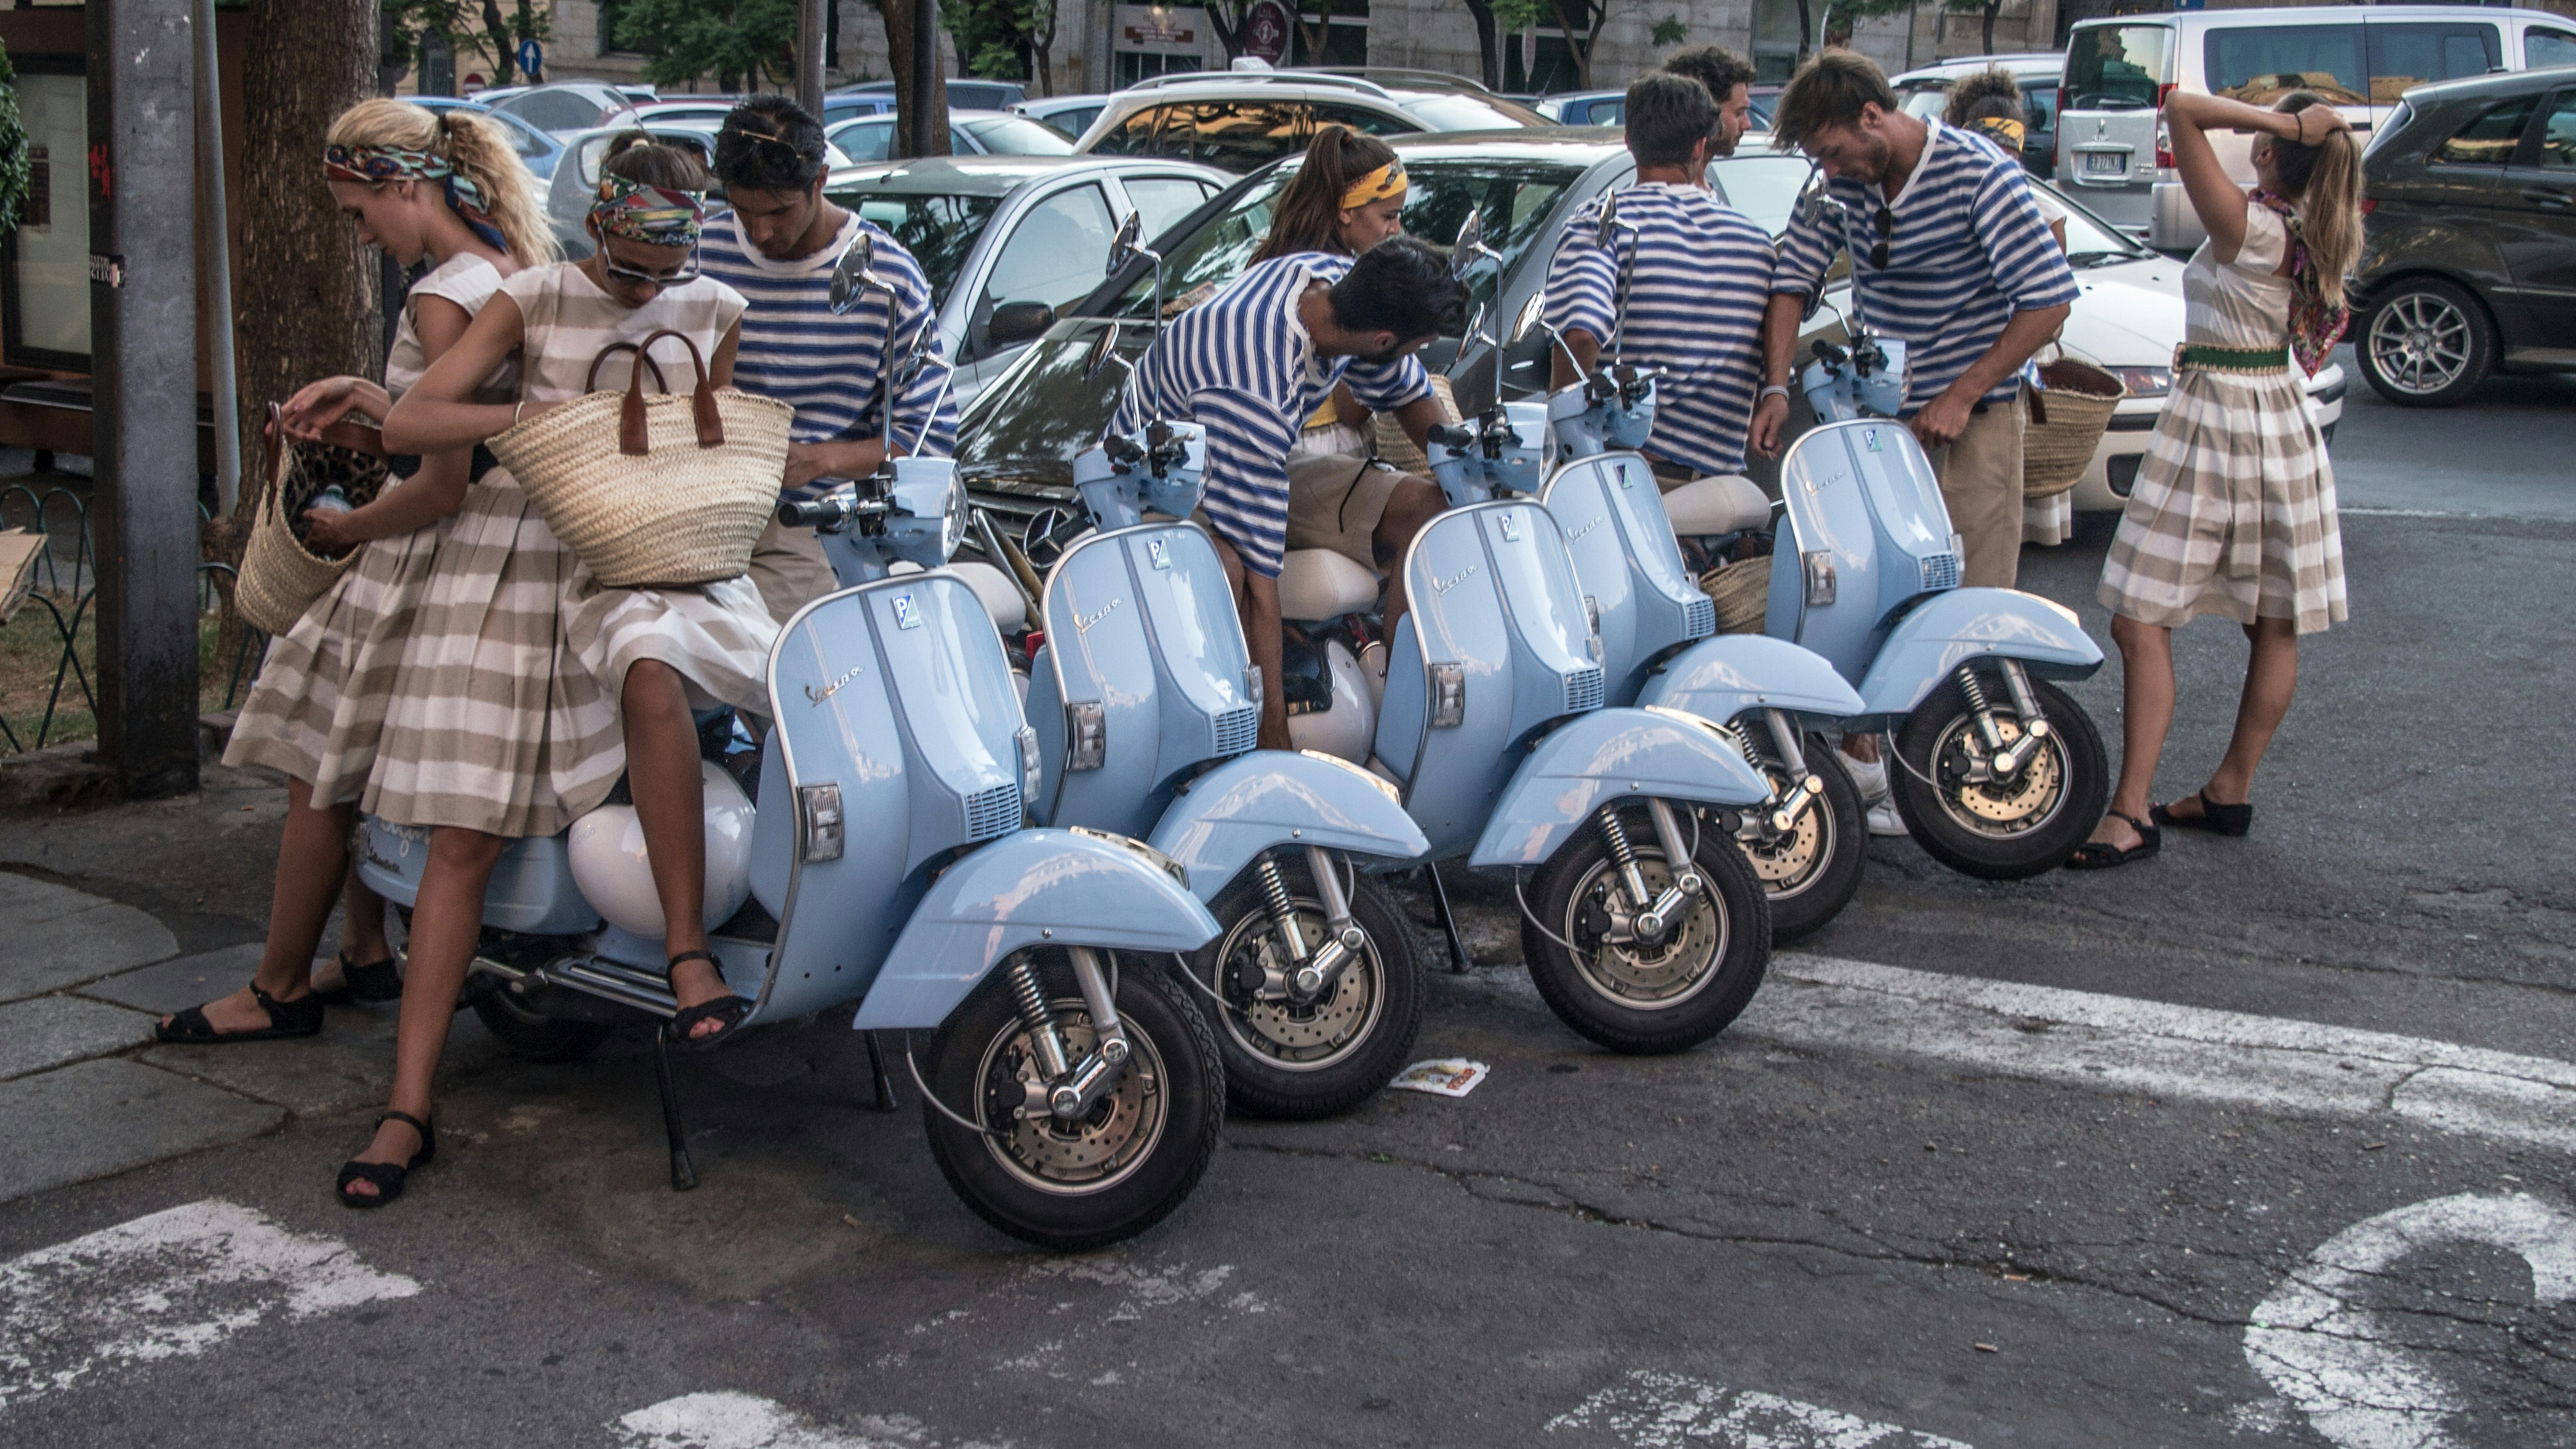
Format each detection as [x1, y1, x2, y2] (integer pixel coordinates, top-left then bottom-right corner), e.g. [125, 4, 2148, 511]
[1843, 752, 1890, 805]
[1866, 797, 1908, 838]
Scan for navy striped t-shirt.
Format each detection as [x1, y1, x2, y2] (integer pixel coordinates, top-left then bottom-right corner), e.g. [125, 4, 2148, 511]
[1772, 123, 2078, 415]
[700, 210, 960, 500]
[1107, 252, 1432, 578]
[1543, 183, 1775, 477]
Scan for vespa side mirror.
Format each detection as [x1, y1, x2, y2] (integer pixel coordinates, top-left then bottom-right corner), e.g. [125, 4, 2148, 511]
[1510, 289, 1546, 344]
[1451, 208, 1484, 279]
[1082, 321, 1125, 381]
[829, 233, 879, 315]
[1593, 190, 1621, 250]
[1459, 302, 1488, 347]
[1107, 210, 1145, 275]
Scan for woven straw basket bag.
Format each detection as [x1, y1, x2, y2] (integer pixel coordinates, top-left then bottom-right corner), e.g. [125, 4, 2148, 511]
[1368, 374, 1460, 476]
[236, 402, 388, 636]
[1699, 555, 1772, 635]
[2021, 356, 2128, 500]
[489, 329, 793, 588]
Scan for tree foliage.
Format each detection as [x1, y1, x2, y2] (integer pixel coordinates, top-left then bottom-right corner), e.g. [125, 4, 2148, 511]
[381, 0, 551, 89]
[609, 0, 799, 91]
[0, 42, 29, 236]
[943, 0, 1060, 95]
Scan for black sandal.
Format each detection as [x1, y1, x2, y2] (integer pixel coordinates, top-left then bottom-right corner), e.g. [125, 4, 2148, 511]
[665, 949, 750, 1052]
[2151, 790, 2253, 838]
[155, 983, 325, 1044]
[2066, 811, 2161, 871]
[335, 1110, 434, 1209]
[310, 951, 404, 1006]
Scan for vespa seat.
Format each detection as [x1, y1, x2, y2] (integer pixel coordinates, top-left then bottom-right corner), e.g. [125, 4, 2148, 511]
[1277, 548, 1381, 621]
[1660, 475, 1772, 539]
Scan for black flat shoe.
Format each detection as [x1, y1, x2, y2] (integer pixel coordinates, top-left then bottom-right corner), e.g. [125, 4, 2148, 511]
[310, 951, 404, 1006]
[336, 1110, 434, 1209]
[665, 949, 749, 1052]
[155, 984, 325, 1044]
[2151, 790, 2253, 838]
[2066, 811, 2162, 871]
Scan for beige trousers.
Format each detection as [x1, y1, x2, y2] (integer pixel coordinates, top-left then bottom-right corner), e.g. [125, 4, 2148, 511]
[747, 516, 838, 626]
[1922, 393, 2027, 590]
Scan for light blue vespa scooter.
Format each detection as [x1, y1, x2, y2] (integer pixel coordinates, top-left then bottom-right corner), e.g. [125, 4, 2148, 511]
[356, 237, 1227, 1250]
[1010, 297, 1432, 1121]
[1766, 190, 2110, 880]
[1445, 204, 1870, 941]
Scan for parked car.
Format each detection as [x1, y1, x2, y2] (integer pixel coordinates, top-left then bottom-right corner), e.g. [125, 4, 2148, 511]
[2058, 6, 2576, 249]
[1073, 70, 1545, 172]
[2349, 65, 2576, 406]
[824, 155, 1230, 409]
[1890, 53, 2062, 178]
[835, 78, 1029, 111]
[629, 98, 744, 127]
[406, 95, 566, 183]
[1537, 89, 1625, 126]
[544, 120, 854, 256]
[487, 80, 641, 137]
[1014, 93, 1110, 140]
[825, 109, 1077, 163]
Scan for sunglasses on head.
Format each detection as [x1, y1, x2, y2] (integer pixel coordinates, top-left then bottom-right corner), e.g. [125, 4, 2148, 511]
[1869, 205, 1895, 270]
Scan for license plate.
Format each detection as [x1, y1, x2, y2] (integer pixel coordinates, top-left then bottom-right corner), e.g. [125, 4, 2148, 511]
[2083, 151, 2126, 176]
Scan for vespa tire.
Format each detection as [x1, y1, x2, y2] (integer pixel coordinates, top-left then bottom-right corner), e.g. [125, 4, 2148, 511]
[1891, 674, 2107, 880]
[470, 986, 613, 1063]
[1183, 855, 1422, 1120]
[1521, 804, 1772, 1055]
[923, 949, 1224, 1252]
[1733, 728, 1866, 944]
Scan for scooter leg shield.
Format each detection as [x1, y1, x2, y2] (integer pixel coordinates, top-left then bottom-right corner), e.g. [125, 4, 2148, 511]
[1146, 751, 1429, 903]
[853, 829, 1219, 1031]
[1853, 588, 2104, 720]
[1468, 707, 1773, 870]
[1636, 634, 1866, 730]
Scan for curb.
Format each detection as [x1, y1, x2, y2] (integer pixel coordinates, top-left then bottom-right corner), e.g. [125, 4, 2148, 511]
[0, 712, 239, 813]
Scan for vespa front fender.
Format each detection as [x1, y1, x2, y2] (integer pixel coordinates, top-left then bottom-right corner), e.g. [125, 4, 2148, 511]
[854, 829, 1219, 1031]
[1636, 634, 1865, 730]
[1854, 587, 2104, 720]
[1146, 750, 1430, 903]
[1468, 707, 1772, 869]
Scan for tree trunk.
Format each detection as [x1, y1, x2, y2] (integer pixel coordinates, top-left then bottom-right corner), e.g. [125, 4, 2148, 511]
[1794, 0, 1813, 60]
[1547, 0, 1592, 88]
[1980, 0, 1998, 54]
[481, 0, 516, 86]
[1462, 0, 1501, 91]
[215, 0, 380, 595]
[1294, 4, 1330, 65]
[875, 0, 952, 157]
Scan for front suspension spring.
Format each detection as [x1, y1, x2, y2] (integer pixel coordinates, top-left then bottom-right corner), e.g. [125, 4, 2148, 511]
[1006, 958, 1052, 1034]
[1599, 806, 1640, 869]
[1257, 855, 1298, 921]
[1956, 664, 1993, 716]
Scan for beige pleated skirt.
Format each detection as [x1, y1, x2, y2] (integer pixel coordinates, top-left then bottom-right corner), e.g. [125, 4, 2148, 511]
[2097, 369, 2347, 636]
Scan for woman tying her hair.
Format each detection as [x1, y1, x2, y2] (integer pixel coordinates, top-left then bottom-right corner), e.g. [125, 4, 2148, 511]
[353, 137, 772, 1208]
[2071, 89, 2359, 870]
[160, 100, 549, 1046]
[1257, 127, 1411, 463]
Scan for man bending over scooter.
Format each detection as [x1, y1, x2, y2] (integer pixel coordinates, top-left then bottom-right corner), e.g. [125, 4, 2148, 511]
[1107, 237, 1468, 749]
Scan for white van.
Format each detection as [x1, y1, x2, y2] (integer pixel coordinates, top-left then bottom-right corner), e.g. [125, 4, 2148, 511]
[2057, 5, 2576, 249]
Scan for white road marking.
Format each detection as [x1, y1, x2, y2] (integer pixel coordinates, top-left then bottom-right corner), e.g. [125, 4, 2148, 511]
[1547, 1370, 1971, 1447]
[614, 1393, 1007, 1449]
[0, 1199, 419, 1410]
[1743, 955, 2576, 1153]
[2244, 1192, 2576, 1449]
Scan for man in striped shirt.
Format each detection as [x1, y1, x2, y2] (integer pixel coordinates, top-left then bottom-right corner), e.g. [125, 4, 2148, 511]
[1754, 49, 2078, 591]
[1109, 239, 1467, 747]
[705, 97, 960, 623]
[1544, 71, 1776, 488]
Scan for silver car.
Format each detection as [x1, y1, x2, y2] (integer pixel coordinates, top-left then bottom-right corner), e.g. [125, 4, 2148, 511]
[1072, 69, 1544, 172]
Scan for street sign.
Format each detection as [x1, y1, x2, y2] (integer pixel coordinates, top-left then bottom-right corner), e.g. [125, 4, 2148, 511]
[1246, 0, 1288, 65]
[517, 38, 542, 79]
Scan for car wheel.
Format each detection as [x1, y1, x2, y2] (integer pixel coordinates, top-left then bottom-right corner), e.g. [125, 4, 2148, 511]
[2358, 278, 2493, 407]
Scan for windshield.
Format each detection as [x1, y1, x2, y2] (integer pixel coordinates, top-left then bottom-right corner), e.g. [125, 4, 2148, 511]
[1710, 153, 1815, 238]
[959, 114, 1077, 155]
[1399, 94, 1548, 131]
[2050, 185, 2150, 266]
[1102, 157, 1587, 320]
[1896, 84, 1949, 122]
[2066, 26, 2172, 111]
[829, 191, 1005, 299]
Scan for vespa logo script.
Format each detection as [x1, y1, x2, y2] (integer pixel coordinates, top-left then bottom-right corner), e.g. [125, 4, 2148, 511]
[804, 661, 865, 705]
[1075, 595, 1126, 633]
[1432, 562, 1481, 595]
[1565, 513, 1606, 544]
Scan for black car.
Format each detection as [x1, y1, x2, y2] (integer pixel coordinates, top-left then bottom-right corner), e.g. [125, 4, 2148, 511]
[2354, 65, 2576, 406]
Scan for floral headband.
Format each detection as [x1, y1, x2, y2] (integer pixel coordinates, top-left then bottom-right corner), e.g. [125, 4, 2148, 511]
[591, 172, 706, 246]
[323, 138, 507, 252]
[1340, 160, 1407, 211]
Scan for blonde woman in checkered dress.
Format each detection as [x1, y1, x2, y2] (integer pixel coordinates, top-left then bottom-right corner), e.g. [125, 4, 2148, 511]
[2073, 89, 2359, 870]
[342, 139, 774, 1208]
[160, 100, 548, 1047]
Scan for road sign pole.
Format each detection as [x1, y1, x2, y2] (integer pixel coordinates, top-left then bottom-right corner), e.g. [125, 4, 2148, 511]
[86, 0, 203, 800]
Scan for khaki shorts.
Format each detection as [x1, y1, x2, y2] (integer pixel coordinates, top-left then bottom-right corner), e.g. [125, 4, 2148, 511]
[1286, 454, 1413, 571]
[746, 515, 837, 626]
[1921, 393, 2027, 590]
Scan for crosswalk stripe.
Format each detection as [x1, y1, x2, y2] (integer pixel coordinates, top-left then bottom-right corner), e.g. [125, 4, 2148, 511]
[1742, 955, 2576, 1153]
[1547, 1370, 1971, 1447]
[615, 1393, 942, 1449]
[0, 1199, 419, 1411]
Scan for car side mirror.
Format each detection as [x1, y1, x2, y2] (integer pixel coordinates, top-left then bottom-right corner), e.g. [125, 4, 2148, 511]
[829, 233, 879, 316]
[988, 300, 1057, 348]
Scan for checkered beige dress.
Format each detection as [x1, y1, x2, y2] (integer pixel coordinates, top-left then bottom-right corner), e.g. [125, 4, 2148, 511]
[2098, 205, 2346, 635]
[222, 254, 513, 798]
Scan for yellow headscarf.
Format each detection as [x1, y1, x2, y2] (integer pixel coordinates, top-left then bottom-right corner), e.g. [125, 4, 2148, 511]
[1340, 160, 1407, 211]
[1970, 116, 2027, 153]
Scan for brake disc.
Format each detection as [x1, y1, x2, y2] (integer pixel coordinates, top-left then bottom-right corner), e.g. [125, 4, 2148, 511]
[1945, 717, 2063, 825]
[995, 1014, 1158, 1181]
[1577, 859, 1719, 1002]
[1740, 791, 1824, 886]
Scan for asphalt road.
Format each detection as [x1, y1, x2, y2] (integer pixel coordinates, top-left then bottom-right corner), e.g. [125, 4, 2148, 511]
[0, 373, 2569, 1448]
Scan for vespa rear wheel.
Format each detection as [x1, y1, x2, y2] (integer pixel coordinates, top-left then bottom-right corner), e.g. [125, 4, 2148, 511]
[1184, 854, 1422, 1120]
[923, 949, 1224, 1252]
[1891, 673, 2107, 880]
[1731, 727, 1866, 944]
[1522, 804, 1772, 1055]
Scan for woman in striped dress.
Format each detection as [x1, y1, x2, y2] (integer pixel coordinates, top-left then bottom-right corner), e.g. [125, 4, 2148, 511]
[2071, 89, 2359, 869]
[159, 100, 548, 1043]
[346, 139, 773, 1207]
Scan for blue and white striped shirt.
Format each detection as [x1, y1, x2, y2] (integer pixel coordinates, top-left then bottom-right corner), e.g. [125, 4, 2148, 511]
[1108, 253, 1432, 578]
[700, 210, 959, 500]
[1543, 183, 1775, 477]
[1772, 123, 2079, 415]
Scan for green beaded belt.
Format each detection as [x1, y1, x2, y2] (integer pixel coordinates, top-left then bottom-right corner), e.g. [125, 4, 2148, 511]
[2172, 343, 2289, 374]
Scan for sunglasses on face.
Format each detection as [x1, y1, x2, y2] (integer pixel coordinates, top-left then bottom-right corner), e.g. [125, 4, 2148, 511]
[599, 247, 702, 289]
[1869, 205, 1895, 270]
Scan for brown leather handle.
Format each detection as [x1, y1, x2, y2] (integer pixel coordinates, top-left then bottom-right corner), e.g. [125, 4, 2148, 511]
[585, 341, 671, 396]
[609, 329, 725, 457]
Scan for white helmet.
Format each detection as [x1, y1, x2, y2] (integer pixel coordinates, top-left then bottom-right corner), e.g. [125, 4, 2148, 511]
[567, 761, 757, 937]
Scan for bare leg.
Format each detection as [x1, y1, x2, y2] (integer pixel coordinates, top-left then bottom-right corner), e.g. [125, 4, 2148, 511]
[1215, 535, 1291, 751]
[2090, 613, 2175, 852]
[341, 827, 504, 1197]
[622, 659, 731, 1038]
[164, 777, 349, 1036]
[1373, 477, 1443, 650]
[337, 869, 392, 967]
[2173, 616, 2297, 815]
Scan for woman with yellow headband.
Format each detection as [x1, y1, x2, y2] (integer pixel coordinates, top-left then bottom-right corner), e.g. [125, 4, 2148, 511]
[1254, 126, 1409, 265]
[1947, 69, 2067, 252]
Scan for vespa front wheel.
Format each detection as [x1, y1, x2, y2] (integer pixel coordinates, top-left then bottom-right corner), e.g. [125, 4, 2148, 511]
[923, 949, 1224, 1252]
[1184, 853, 1423, 1120]
[1891, 673, 2107, 880]
[1521, 803, 1772, 1055]
[1733, 728, 1866, 944]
